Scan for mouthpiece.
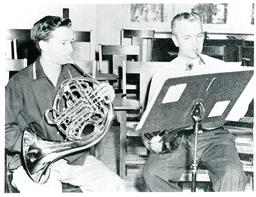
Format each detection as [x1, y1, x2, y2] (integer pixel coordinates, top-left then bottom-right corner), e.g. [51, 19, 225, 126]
[67, 55, 75, 64]
[194, 50, 205, 65]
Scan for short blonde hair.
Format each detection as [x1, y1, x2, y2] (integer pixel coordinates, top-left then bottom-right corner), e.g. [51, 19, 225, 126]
[171, 12, 202, 35]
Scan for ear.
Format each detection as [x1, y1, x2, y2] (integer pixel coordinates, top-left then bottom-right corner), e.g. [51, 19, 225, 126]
[38, 40, 47, 52]
[171, 35, 179, 47]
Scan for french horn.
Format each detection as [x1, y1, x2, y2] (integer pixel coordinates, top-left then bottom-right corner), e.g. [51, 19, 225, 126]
[22, 66, 114, 184]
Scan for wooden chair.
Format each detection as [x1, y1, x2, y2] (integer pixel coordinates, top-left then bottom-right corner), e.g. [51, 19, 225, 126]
[120, 61, 168, 178]
[122, 61, 167, 111]
[4, 59, 27, 85]
[4, 29, 30, 84]
[5, 29, 39, 65]
[202, 45, 226, 61]
[224, 117, 254, 191]
[121, 29, 155, 61]
[71, 60, 97, 79]
[238, 46, 254, 67]
[98, 44, 140, 93]
[5, 29, 31, 59]
[71, 31, 95, 66]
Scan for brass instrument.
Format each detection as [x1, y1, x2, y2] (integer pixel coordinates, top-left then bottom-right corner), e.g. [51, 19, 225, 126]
[22, 72, 114, 184]
[142, 128, 184, 154]
[194, 50, 205, 65]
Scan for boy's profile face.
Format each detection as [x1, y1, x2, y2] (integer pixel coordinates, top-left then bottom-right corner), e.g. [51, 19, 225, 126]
[40, 26, 75, 65]
[172, 19, 204, 61]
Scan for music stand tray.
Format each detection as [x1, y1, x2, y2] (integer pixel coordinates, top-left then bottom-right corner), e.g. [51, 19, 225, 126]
[136, 69, 254, 135]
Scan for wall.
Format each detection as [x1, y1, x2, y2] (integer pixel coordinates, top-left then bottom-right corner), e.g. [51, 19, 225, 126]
[173, 3, 254, 34]
[4, 3, 254, 59]
[4, 4, 96, 30]
[121, 3, 254, 33]
[96, 4, 124, 45]
[4, 3, 254, 38]
[4, 4, 124, 44]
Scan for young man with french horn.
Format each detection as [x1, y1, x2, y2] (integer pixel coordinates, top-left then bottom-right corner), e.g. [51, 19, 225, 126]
[141, 12, 250, 192]
[5, 15, 125, 192]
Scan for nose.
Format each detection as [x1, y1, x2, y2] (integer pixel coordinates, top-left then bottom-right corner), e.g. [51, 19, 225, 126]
[192, 37, 200, 49]
[66, 42, 74, 54]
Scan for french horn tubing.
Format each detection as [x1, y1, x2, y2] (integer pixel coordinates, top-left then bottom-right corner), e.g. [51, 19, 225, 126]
[22, 62, 114, 184]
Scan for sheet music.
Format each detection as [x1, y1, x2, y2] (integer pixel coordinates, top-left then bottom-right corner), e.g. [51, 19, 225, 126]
[208, 100, 230, 117]
[162, 83, 187, 104]
[226, 71, 255, 121]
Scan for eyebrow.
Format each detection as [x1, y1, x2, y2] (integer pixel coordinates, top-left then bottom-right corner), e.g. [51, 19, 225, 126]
[182, 32, 204, 37]
[60, 38, 75, 42]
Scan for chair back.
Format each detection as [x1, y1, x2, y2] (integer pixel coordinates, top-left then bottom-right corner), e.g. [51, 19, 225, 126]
[73, 60, 97, 79]
[71, 31, 94, 63]
[5, 59, 27, 85]
[122, 61, 167, 111]
[121, 29, 155, 61]
[5, 59, 27, 71]
[202, 45, 226, 60]
[5, 29, 38, 64]
[5, 29, 31, 85]
[98, 44, 140, 75]
[238, 46, 254, 67]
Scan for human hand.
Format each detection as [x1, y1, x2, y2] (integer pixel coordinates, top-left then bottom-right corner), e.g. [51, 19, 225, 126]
[95, 82, 115, 103]
[148, 135, 163, 154]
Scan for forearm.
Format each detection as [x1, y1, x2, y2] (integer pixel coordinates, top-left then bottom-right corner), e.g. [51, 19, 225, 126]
[5, 123, 23, 153]
[5, 81, 24, 153]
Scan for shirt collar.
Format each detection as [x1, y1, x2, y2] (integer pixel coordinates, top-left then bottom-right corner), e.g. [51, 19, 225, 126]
[33, 58, 46, 79]
[33, 57, 72, 80]
[176, 55, 205, 68]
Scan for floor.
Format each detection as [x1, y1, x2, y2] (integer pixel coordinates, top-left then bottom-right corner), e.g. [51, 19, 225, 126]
[99, 123, 147, 192]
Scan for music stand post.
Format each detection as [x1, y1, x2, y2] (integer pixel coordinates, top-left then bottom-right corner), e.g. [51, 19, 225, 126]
[190, 101, 205, 192]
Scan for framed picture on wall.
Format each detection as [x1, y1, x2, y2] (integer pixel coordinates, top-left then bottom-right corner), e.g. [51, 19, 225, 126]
[123, 3, 254, 34]
[174, 3, 254, 34]
[123, 4, 174, 30]
[191, 3, 228, 24]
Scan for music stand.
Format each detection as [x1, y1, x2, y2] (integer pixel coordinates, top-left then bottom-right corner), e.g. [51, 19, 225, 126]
[136, 69, 253, 191]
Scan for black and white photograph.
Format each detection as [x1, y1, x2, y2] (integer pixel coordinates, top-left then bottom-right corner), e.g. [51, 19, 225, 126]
[2, 0, 255, 194]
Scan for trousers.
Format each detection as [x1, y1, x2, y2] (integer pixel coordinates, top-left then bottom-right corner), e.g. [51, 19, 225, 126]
[12, 155, 125, 193]
[143, 127, 247, 192]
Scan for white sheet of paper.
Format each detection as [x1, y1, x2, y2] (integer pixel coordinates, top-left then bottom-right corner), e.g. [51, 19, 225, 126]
[162, 83, 187, 103]
[208, 100, 230, 117]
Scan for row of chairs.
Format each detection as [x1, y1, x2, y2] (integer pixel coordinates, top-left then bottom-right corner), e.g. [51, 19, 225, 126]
[5, 28, 253, 79]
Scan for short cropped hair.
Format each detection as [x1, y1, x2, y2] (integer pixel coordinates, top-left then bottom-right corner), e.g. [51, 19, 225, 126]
[171, 12, 202, 35]
[31, 16, 72, 51]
